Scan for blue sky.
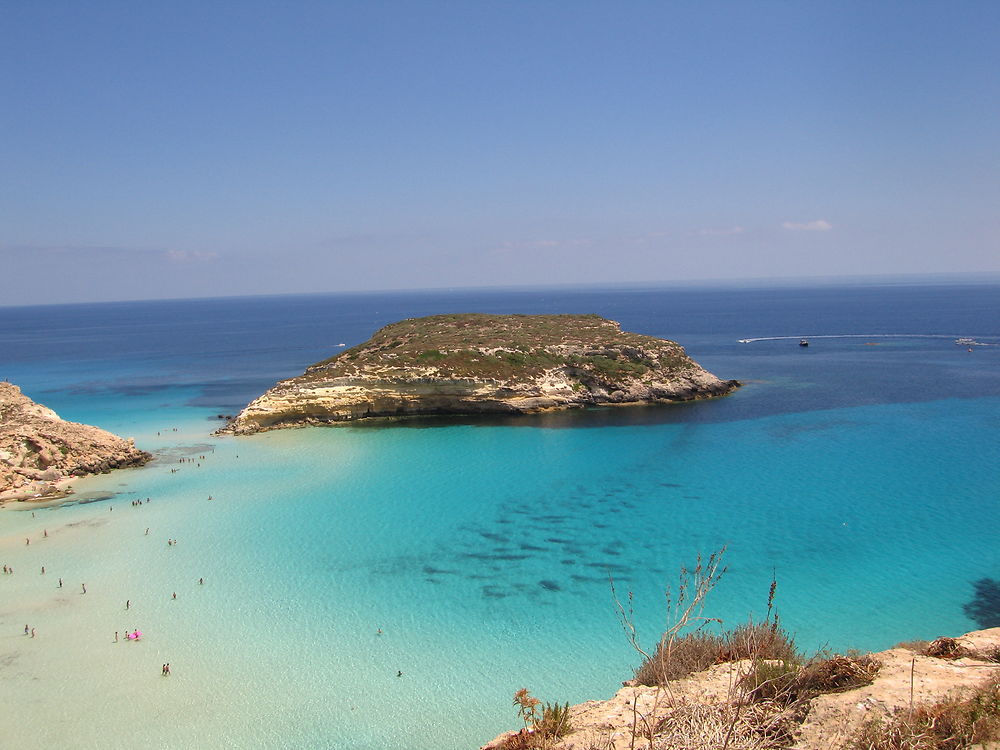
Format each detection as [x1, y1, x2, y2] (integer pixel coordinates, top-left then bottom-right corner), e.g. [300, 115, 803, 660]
[2, 1, 998, 304]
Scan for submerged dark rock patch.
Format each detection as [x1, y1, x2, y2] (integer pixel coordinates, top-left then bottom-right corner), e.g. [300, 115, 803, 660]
[963, 577, 1000, 628]
[481, 586, 509, 599]
[570, 574, 608, 584]
[422, 566, 459, 576]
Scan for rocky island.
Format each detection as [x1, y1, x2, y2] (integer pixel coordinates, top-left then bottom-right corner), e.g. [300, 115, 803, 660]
[0, 382, 151, 501]
[221, 313, 739, 434]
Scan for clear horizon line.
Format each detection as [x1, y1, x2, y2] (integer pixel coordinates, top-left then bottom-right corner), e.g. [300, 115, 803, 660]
[3, 270, 999, 310]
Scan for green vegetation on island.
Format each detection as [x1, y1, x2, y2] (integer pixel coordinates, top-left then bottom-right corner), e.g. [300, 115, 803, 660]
[307, 313, 693, 382]
[223, 313, 739, 433]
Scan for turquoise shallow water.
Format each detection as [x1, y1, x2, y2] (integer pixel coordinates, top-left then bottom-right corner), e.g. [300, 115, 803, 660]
[1, 284, 999, 748]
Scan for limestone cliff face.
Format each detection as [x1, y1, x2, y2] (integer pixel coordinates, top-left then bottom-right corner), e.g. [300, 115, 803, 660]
[222, 314, 739, 435]
[0, 382, 151, 497]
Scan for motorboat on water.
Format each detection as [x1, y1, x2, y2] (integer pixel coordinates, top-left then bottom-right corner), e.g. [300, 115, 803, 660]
[799, 339, 809, 347]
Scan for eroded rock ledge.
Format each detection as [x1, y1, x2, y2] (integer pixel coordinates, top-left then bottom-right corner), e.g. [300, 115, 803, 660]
[220, 314, 739, 435]
[481, 628, 1000, 750]
[0, 382, 151, 500]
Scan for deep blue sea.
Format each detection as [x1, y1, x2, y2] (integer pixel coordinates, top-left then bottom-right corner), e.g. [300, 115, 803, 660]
[1, 281, 999, 749]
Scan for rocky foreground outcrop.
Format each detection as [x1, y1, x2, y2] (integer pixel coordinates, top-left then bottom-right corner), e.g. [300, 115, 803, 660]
[221, 314, 739, 434]
[481, 629, 1000, 750]
[0, 382, 151, 499]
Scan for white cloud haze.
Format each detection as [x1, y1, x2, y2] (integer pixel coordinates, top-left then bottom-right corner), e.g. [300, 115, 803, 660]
[781, 220, 833, 232]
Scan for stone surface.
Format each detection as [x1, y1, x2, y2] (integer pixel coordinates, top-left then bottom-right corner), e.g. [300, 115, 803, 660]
[0, 382, 151, 499]
[221, 314, 739, 434]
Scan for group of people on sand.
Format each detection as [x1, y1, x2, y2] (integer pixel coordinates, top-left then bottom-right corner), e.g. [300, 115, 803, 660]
[161, 663, 171, 676]
[23, 624, 35, 638]
[130, 498, 150, 507]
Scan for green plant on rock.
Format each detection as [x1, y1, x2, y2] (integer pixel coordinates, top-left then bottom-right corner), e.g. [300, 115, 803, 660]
[537, 701, 573, 739]
[506, 690, 572, 749]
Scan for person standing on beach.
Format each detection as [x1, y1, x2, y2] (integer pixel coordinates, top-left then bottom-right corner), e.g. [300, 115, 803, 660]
[81, 583, 86, 594]
[58, 578, 62, 588]
[30, 628, 35, 638]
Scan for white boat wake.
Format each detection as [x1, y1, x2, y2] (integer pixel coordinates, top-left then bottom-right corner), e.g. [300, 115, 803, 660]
[737, 334, 999, 346]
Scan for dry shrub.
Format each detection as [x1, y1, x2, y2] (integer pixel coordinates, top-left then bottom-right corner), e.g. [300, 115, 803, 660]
[850, 676, 1000, 750]
[742, 654, 881, 706]
[635, 621, 799, 686]
[651, 701, 801, 750]
[500, 728, 562, 750]
[635, 631, 726, 685]
[797, 654, 880, 695]
[981, 646, 1000, 664]
[501, 729, 535, 750]
[720, 621, 799, 664]
[923, 637, 969, 660]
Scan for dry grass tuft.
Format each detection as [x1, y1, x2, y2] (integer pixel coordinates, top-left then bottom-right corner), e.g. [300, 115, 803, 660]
[719, 621, 800, 665]
[501, 730, 535, 750]
[635, 621, 799, 686]
[741, 653, 880, 706]
[651, 701, 803, 750]
[798, 654, 881, 696]
[981, 646, 1000, 664]
[849, 676, 1000, 749]
[635, 631, 726, 685]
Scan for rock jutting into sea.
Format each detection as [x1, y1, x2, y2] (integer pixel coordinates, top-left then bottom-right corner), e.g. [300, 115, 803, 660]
[0, 382, 151, 500]
[221, 313, 740, 435]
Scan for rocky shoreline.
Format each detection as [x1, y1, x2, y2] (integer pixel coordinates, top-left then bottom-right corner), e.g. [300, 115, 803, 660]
[482, 628, 1000, 750]
[0, 382, 151, 502]
[221, 314, 739, 435]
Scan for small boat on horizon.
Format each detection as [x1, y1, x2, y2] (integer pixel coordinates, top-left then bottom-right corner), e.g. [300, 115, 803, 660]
[799, 339, 809, 347]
